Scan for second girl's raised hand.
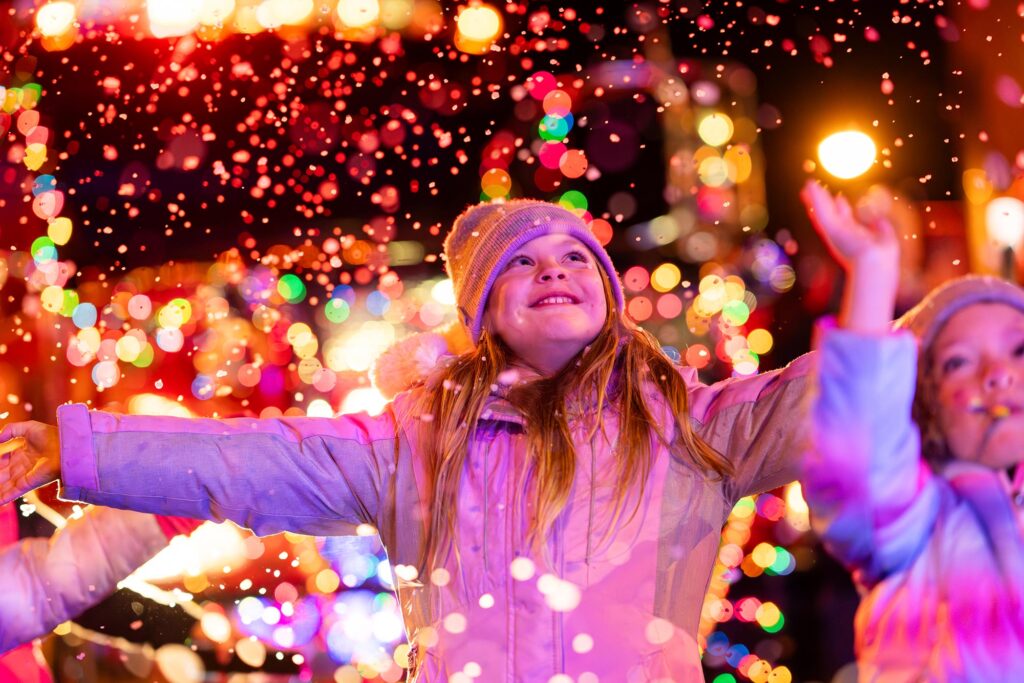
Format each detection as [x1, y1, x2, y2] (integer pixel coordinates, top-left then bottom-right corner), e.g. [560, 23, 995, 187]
[0, 421, 61, 505]
[800, 179, 900, 333]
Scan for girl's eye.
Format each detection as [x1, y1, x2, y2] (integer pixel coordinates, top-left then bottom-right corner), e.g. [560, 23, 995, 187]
[941, 356, 967, 375]
[1014, 341, 1024, 358]
[566, 251, 587, 263]
[508, 256, 532, 268]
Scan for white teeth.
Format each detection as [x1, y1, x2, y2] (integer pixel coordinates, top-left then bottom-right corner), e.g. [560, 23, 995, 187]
[535, 296, 575, 305]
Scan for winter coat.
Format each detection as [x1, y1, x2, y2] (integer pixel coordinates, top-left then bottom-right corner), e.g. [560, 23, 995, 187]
[55, 354, 811, 682]
[0, 501, 200, 670]
[804, 329, 1024, 682]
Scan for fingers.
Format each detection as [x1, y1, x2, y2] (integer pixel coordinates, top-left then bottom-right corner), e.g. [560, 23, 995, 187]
[0, 437, 26, 456]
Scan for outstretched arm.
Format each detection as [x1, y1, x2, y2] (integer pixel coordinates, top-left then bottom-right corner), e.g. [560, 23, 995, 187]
[800, 181, 939, 584]
[681, 184, 902, 500]
[0, 505, 200, 654]
[0, 405, 408, 538]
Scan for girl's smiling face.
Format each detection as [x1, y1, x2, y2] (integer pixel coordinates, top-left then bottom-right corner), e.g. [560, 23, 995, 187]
[930, 302, 1024, 468]
[484, 232, 608, 376]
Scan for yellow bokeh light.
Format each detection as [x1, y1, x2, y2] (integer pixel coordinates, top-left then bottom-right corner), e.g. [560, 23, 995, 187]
[697, 113, 734, 147]
[456, 4, 501, 42]
[817, 130, 876, 180]
[337, 0, 380, 28]
[724, 145, 753, 184]
[747, 328, 774, 355]
[315, 568, 341, 593]
[115, 335, 142, 363]
[36, 2, 76, 37]
[650, 263, 682, 293]
[697, 156, 729, 187]
[41, 285, 64, 313]
[751, 542, 777, 568]
[963, 168, 993, 205]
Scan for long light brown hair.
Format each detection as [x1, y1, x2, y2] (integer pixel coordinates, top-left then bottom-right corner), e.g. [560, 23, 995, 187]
[414, 274, 733, 565]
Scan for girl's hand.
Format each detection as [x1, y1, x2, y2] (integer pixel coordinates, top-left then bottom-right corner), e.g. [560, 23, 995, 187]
[800, 180, 899, 271]
[0, 421, 60, 505]
[801, 180, 900, 333]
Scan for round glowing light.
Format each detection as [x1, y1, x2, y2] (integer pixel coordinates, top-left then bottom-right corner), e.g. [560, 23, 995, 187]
[147, 0, 203, 37]
[156, 327, 185, 353]
[325, 298, 351, 324]
[559, 149, 588, 179]
[200, 611, 232, 644]
[721, 300, 750, 326]
[278, 273, 307, 303]
[985, 197, 1024, 248]
[456, 4, 501, 42]
[650, 263, 682, 293]
[543, 89, 572, 116]
[115, 335, 142, 363]
[431, 278, 456, 306]
[481, 168, 511, 197]
[337, 0, 380, 28]
[539, 113, 573, 141]
[747, 328, 774, 355]
[41, 285, 64, 313]
[36, 2, 76, 37]
[698, 156, 729, 186]
[47, 216, 73, 245]
[697, 113, 734, 147]
[817, 130, 877, 180]
[340, 387, 387, 416]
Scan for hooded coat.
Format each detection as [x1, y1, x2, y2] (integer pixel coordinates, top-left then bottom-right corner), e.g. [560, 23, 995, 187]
[54, 345, 811, 682]
[804, 328, 1024, 682]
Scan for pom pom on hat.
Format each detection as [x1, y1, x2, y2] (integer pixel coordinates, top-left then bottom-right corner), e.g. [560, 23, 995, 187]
[371, 322, 473, 399]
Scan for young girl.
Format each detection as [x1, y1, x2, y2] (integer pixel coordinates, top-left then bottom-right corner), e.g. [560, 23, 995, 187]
[801, 181, 1024, 681]
[0, 198, 836, 682]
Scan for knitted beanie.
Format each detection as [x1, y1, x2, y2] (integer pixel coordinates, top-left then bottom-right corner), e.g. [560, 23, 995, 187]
[895, 274, 1024, 351]
[442, 198, 625, 342]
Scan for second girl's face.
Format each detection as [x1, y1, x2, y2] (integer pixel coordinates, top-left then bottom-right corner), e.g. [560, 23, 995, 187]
[485, 233, 607, 372]
[930, 302, 1024, 468]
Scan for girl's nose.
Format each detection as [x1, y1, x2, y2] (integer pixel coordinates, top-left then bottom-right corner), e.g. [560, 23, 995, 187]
[537, 261, 568, 281]
[983, 363, 1015, 392]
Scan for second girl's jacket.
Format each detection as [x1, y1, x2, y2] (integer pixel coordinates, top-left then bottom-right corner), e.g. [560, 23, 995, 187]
[52, 354, 811, 683]
[804, 329, 1024, 683]
[0, 502, 201, 664]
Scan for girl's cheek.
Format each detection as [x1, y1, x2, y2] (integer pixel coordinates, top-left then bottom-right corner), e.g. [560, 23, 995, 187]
[943, 385, 980, 413]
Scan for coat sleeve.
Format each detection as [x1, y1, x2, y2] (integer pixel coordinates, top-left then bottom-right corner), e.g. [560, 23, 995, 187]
[683, 350, 814, 500]
[0, 506, 188, 654]
[56, 404, 404, 537]
[802, 328, 940, 586]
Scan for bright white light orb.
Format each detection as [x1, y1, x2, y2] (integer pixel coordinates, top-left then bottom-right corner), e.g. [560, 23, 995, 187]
[817, 131, 877, 180]
[986, 196, 1024, 248]
[36, 2, 76, 37]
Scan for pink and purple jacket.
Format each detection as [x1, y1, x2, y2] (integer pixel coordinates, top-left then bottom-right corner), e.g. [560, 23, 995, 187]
[0, 503, 200, 674]
[55, 356, 811, 682]
[804, 329, 1024, 683]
